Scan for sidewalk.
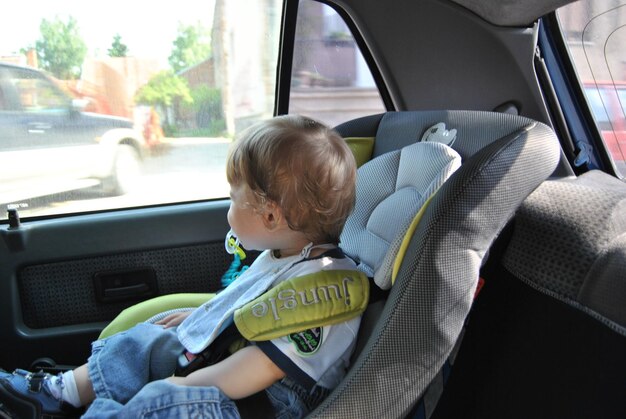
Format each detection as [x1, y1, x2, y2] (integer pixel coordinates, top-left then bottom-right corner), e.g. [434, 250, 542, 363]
[160, 137, 231, 146]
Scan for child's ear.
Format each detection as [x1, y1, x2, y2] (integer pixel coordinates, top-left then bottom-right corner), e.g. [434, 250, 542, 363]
[262, 201, 283, 230]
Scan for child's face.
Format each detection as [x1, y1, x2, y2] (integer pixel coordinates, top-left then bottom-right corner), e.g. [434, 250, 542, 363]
[227, 183, 273, 251]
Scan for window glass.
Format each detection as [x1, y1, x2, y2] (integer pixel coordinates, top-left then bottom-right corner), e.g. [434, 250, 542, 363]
[289, 1, 386, 128]
[11, 69, 68, 112]
[0, 0, 281, 220]
[557, 0, 626, 175]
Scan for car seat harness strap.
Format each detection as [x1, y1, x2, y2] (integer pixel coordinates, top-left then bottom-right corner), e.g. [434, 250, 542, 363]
[175, 269, 369, 377]
[174, 269, 368, 418]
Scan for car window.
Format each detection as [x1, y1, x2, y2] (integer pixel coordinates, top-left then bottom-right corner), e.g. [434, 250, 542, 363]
[0, 0, 281, 220]
[289, 1, 386, 127]
[10, 68, 69, 113]
[557, 0, 626, 175]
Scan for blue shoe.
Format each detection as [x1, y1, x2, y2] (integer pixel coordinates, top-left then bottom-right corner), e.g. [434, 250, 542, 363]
[0, 369, 72, 418]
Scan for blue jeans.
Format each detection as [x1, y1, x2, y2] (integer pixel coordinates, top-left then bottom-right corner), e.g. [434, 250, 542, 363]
[82, 323, 309, 418]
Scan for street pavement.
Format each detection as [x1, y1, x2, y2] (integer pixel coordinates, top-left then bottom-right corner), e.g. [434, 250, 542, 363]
[5, 137, 232, 219]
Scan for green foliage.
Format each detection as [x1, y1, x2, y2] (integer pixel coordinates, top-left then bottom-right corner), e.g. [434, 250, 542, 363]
[35, 16, 87, 80]
[175, 120, 226, 138]
[184, 85, 222, 115]
[161, 122, 178, 137]
[135, 71, 193, 109]
[108, 34, 129, 57]
[183, 86, 225, 136]
[328, 31, 352, 41]
[168, 22, 211, 73]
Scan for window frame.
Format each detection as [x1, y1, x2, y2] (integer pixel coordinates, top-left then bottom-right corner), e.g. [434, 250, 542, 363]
[540, 11, 620, 177]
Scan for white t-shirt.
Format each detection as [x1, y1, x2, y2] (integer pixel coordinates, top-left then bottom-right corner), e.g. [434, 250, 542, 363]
[177, 247, 363, 390]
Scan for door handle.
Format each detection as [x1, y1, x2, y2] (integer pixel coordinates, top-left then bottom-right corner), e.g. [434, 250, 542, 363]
[93, 267, 158, 303]
[27, 122, 52, 134]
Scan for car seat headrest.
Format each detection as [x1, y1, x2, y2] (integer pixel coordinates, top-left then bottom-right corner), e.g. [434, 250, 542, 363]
[335, 111, 544, 162]
[503, 170, 626, 331]
[340, 141, 461, 284]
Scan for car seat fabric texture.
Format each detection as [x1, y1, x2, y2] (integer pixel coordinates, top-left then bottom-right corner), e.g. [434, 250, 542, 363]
[502, 170, 626, 332]
[336, 111, 544, 161]
[340, 141, 462, 284]
[432, 170, 626, 419]
[311, 112, 561, 418]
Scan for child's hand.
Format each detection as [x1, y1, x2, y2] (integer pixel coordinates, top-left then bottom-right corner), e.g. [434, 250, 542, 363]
[155, 311, 193, 328]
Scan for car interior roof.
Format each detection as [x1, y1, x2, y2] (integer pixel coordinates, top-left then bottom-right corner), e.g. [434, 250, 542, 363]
[330, 0, 563, 122]
[449, 0, 577, 26]
[326, 0, 578, 178]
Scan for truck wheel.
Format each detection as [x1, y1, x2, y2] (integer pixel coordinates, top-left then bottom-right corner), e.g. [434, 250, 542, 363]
[102, 144, 141, 195]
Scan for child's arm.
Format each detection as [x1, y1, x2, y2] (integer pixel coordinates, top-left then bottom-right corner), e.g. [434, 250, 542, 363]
[168, 345, 286, 399]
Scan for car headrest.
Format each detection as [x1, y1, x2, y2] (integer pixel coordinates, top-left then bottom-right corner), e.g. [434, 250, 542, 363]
[335, 110, 548, 161]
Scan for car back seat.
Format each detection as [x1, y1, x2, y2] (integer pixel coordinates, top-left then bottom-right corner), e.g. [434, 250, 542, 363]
[431, 170, 626, 419]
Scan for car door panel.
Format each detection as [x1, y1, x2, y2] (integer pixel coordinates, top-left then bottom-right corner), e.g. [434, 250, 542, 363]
[0, 201, 231, 370]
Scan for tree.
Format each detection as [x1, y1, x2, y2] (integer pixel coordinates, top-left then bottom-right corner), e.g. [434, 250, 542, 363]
[108, 34, 129, 57]
[135, 71, 193, 108]
[168, 22, 211, 73]
[135, 70, 193, 127]
[35, 16, 87, 80]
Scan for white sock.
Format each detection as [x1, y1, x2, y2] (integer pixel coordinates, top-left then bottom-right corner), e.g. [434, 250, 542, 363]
[59, 371, 82, 407]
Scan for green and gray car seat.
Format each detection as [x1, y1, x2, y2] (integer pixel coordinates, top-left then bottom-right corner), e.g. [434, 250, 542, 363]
[101, 111, 560, 418]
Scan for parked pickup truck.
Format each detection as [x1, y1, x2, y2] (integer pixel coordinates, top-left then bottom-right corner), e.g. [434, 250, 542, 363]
[0, 62, 146, 204]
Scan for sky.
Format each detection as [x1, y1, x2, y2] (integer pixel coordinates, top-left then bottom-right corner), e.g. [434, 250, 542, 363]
[1, 0, 215, 67]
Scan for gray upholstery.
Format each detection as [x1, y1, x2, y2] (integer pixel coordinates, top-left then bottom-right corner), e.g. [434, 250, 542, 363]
[341, 141, 461, 284]
[311, 111, 560, 418]
[450, 0, 576, 27]
[503, 170, 626, 332]
[371, 111, 543, 160]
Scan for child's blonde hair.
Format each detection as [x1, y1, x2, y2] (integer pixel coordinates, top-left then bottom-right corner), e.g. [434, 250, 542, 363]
[226, 114, 356, 244]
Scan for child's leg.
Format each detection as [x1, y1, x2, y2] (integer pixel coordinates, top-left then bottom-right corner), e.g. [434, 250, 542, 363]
[0, 323, 183, 416]
[82, 379, 240, 419]
[87, 323, 183, 404]
[81, 379, 312, 418]
[73, 364, 95, 405]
